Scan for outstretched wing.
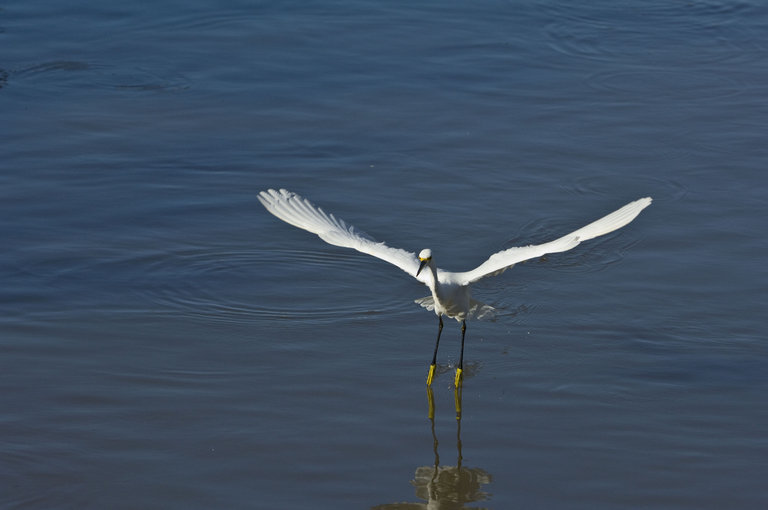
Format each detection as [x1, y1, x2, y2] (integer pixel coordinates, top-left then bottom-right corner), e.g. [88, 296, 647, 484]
[258, 189, 426, 282]
[455, 197, 652, 285]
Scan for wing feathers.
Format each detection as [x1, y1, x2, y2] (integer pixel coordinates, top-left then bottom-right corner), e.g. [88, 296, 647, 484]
[456, 197, 652, 284]
[260, 189, 651, 288]
[567, 197, 652, 242]
[258, 189, 423, 280]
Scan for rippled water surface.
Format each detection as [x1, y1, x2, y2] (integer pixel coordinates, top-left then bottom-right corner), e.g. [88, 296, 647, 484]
[2, 1, 767, 508]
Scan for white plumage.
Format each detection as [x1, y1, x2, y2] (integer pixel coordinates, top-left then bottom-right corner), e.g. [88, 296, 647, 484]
[258, 188, 651, 386]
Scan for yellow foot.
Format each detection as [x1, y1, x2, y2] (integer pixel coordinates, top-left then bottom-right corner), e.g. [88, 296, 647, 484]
[427, 386, 435, 420]
[426, 364, 436, 386]
[454, 367, 463, 388]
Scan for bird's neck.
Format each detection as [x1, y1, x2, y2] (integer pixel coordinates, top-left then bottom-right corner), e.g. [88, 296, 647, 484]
[426, 264, 439, 293]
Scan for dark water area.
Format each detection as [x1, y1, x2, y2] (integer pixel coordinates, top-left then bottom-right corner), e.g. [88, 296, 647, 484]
[2, 1, 767, 508]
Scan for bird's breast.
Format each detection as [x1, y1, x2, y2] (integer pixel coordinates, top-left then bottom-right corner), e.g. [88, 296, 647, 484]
[432, 283, 471, 321]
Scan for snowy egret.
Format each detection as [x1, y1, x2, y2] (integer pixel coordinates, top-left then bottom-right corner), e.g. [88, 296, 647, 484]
[258, 189, 651, 387]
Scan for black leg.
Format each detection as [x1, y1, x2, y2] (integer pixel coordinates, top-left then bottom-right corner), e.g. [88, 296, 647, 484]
[455, 320, 466, 387]
[431, 315, 443, 366]
[426, 315, 443, 386]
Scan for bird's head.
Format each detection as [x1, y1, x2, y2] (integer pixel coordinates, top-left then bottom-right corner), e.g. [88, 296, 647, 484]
[416, 249, 432, 277]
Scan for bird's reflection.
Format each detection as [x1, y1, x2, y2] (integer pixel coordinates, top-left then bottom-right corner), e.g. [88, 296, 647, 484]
[372, 387, 492, 510]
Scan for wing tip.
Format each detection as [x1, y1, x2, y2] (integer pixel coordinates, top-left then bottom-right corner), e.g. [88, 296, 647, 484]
[258, 188, 300, 208]
[629, 196, 653, 218]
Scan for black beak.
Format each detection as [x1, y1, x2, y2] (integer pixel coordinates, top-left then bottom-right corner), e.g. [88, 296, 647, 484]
[416, 259, 428, 277]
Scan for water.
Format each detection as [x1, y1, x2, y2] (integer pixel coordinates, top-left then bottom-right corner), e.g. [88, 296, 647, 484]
[2, 1, 767, 508]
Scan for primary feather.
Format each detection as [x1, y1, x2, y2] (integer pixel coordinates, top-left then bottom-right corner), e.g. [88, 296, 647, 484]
[455, 197, 653, 285]
[258, 188, 427, 283]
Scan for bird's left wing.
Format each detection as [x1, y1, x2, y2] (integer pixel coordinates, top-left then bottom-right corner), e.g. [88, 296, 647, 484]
[258, 189, 425, 282]
[454, 197, 652, 285]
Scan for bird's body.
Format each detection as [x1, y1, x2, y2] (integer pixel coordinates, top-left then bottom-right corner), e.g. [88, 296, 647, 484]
[417, 258, 470, 320]
[432, 280, 470, 321]
[258, 188, 652, 386]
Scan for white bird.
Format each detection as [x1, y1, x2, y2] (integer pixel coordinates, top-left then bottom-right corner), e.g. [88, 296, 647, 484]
[258, 188, 652, 387]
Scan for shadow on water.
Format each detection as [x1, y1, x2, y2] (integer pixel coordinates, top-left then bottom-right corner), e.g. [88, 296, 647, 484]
[372, 388, 492, 510]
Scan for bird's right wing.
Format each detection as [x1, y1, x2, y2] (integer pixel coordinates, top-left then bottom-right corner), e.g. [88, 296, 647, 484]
[455, 197, 652, 285]
[258, 189, 426, 282]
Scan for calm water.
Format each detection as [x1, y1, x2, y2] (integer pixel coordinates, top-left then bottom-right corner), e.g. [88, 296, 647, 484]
[2, 0, 767, 508]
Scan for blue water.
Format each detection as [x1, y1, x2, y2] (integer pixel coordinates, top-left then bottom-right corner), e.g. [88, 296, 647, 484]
[2, 1, 767, 508]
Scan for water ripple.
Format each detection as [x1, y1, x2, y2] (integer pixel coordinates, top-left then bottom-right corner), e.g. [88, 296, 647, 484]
[563, 174, 688, 203]
[585, 68, 743, 102]
[11, 61, 190, 93]
[133, 247, 418, 325]
[544, 0, 761, 65]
